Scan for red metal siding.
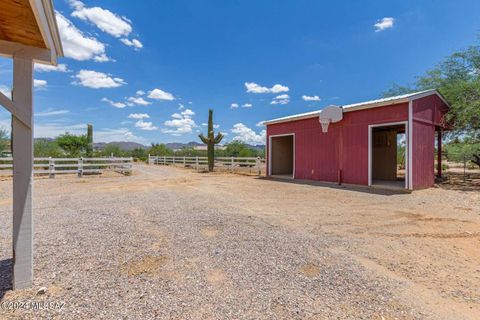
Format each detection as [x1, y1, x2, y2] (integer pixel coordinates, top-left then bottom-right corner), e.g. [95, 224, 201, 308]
[411, 94, 449, 189]
[267, 103, 408, 186]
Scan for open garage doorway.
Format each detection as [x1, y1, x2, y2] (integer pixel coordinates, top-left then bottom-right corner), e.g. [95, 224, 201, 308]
[269, 134, 294, 179]
[369, 122, 408, 190]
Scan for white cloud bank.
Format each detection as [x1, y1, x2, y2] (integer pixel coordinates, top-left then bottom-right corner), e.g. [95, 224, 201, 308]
[120, 38, 143, 49]
[245, 82, 289, 94]
[270, 94, 290, 105]
[374, 17, 394, 32]
[34, 79, 47, 89]
[74, 70, 126, 88]
[70, 0, 132, 37]
[163, 109, 196, 136]
[148, 88, 175, 101]
[102, 97, 126, 108]
[34, 63, 69, 73]
[230, 123, 266, 145]
[302, 95, 321, 101]
[55, 12, 109, 62]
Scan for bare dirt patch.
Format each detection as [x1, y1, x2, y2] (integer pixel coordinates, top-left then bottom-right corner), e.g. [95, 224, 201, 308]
[122, 256, 168, 276]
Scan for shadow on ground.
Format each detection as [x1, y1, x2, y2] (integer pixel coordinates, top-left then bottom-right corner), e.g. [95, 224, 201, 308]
[258, 177, 411, 196]
[0, 259, 12, 301]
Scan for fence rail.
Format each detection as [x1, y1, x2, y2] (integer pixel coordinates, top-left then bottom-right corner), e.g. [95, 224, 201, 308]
[148, 155, 265, 175]
[0, 157, 133, 177]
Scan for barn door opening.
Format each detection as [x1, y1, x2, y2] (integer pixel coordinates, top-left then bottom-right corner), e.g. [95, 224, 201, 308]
[369, 122, 407, 189]
[269, 134, 294, 178]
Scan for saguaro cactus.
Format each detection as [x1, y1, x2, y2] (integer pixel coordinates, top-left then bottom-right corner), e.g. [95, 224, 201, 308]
[198, 109, 223, 172]
[86, 123, 93, 157]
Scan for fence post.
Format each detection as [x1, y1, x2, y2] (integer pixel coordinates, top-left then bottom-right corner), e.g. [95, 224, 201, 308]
[231, 156, 234, 173]
[48, 157, 55, 179]
[183, 156, 186, 167]
[78, 157, 83, 177]
[148, 154, 152, 165]
[163, 156, 166, 165]
[256, 156, 261, 176]
[195, 156, 199, 170]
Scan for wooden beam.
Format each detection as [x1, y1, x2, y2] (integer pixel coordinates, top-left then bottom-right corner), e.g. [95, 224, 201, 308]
[12, 57, 34, 290]
[0, 39, 52, 64]
[0, 91, 31, 128]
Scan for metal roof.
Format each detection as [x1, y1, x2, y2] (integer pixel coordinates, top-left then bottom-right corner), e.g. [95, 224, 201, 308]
[263, 89, 449, 125]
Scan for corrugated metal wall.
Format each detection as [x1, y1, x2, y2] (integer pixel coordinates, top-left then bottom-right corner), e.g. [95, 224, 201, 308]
[267, 103, 409, 186]
[411, 94, 449, 189]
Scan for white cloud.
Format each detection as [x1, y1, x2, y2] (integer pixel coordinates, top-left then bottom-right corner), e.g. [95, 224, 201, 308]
[128, 113, 149, 119]
[135, 119, 158, 131]
[136, 90, 145, 96]
[374, 17, 394, 32]
[36, 108, 70, 116]
[34, 79, 47, 88]
[148, 88, 175, 101]
[230, 103, 239, 109]
[70, 0, 132, 37]
[242, 103, 253, 108]
[74, 70, 126, 88]
[34, 63, 69, 72]
[55, 12, 109, 62]
[302, 95, 321, 101]
[270, 94, 290, 105]
[245, 82, 289, 94]
[230, 123, 266, 145]
[102, 97, 127, 108]
[163, 108, 196, 135]
[126, 96, 151, 106]
[178, 103, 185, 110]
[120, 38, 143, 49]
[256, 121, 264, 127]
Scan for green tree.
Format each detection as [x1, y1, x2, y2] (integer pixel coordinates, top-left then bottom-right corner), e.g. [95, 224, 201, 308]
[148, 143, 173, 156]
[101, 144, 123, 157]
[0, 127, 9, 155]
[56, 133, 88, 157]
[198, 109, 224, 172]
[385, 42, 480, 165]
[131, 147, 147, 161]
[34, 139, 63, 157]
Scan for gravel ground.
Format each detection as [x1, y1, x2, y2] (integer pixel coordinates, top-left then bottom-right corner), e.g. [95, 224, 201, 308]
[0, 164, 479, 319]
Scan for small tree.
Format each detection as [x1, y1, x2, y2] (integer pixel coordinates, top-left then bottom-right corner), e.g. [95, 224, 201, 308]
[148, 143, 173, 156]
[34, 139, 63, 157]
[56, 133, 88, 157]
[198, 109, 223, 172]
[0, 127, 9, 154]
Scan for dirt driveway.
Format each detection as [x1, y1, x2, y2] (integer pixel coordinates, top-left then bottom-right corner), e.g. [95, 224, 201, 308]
[0, 164, 479, 319]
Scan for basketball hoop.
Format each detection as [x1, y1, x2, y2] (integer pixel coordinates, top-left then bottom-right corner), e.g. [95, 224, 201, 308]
[320, 118, 331, 133]
[319, 105, 343, 133]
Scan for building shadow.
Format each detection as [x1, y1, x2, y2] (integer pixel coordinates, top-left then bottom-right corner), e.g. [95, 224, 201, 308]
[0, 258, 12, 301]
[437, 172, 480, 192]
[257, 176, 410, 196]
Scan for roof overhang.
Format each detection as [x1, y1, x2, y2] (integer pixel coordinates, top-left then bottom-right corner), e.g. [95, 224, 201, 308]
[263, 89, 450, 126]
[0, 0, 63, 64]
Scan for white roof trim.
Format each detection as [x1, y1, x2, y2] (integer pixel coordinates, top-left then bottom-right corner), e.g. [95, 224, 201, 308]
[29, 0, 63, 64]
[263, 89, 449, 125]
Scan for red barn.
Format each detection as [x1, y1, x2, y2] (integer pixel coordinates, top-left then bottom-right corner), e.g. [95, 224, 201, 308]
[264, 90, 450, 190]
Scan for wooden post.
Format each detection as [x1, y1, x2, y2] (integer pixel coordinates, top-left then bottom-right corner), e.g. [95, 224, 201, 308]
[195, 156, 199, 170]
[78, 158, 83, 177]
[437, 129, 442, 179]
[148, 154, 151, 165]
[256, 157, 261, 176]
[48, 157, 55, 178]
[231, 156, 234, 173]
[163, 156, 166, 165]
[12, 57, 33, 289]
[183, 156, 186, 167]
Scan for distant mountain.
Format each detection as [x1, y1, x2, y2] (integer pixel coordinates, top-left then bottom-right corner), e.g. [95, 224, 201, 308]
[165, 141, 203, 150]
[93, 141, 147, 151]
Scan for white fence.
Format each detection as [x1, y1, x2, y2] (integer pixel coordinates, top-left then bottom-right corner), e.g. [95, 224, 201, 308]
[148, 155, 265, 175]
[0, 157, 133, 177]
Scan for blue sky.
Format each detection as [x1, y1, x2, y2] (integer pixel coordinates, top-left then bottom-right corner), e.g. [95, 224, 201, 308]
[1, 0, 479, 145]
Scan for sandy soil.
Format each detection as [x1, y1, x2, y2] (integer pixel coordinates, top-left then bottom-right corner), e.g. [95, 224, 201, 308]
[0, 164, 478, 319]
